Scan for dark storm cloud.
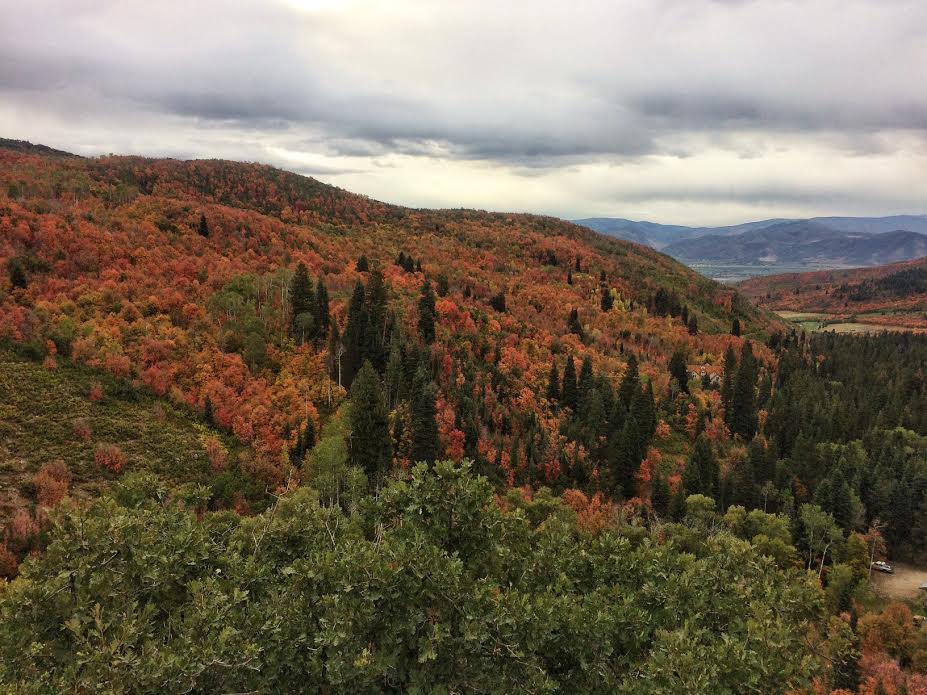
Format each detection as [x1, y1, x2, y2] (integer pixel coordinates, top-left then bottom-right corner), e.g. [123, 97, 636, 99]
[0, 0, 925, 222]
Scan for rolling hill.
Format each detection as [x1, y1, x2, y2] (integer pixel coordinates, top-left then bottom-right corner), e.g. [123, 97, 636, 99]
[663, 220, 927, 267]
[0, 139, 769, 520]
[740, 255, 927, 332]
[576, 214, 927, 253]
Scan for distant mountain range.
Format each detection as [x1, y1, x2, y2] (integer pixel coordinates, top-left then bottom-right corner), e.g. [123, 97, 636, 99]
[575, 214, 927, 273]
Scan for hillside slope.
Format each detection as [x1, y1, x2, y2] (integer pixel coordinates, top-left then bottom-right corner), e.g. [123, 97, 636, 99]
[740, 255, 927, 331]
[0, 140, 770, 513]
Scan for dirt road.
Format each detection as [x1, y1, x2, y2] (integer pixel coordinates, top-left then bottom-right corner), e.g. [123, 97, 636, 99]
[871, 562, 927, 601]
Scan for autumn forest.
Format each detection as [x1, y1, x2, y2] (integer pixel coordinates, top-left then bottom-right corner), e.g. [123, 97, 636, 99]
[2, 142, 927, 693]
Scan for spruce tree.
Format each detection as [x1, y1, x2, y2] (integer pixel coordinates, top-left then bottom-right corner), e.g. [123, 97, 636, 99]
[577, 356, 594, 408]
[289, 262, 315, 344]
[342, 281, 368, 387]
[314, 278, 330, 341]
[730, 342, 758, 439]
[687, 314, 698, 335]
[418, 280, 436, 345]
[567, 308, 583, 338]
[600, 285, 614, 312]
[8, 258, 27, 289]
[365, 269, 389, 371]
[561, 357, 578, 412]
[203, 395, 214, 426]
[349, 360, 392, 489]
[721, 344, 737, 417]
[618, 354, 639, 412]
[546, 360, 560, 403]
[411, 366, 440, 464]
[615, 414, 641, 498]
[683, 435, 719, 499]
[651, 473, 671, 516]
[198, 212, 209, 237]
[356, 255, 369, 272]
[731, 318, 742, 337]
[669, 350, 689, 394]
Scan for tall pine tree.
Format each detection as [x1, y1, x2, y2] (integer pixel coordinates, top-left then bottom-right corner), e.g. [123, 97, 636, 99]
[561, 357, 578, 412]
[418, 280, 437, 345]
[289, 262, 315, 344]
[349, 360, 392, 490]
[411, 366, 440, 463]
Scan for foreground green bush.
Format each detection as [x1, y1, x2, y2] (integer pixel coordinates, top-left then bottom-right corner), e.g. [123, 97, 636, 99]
[0, 462, 823, 694]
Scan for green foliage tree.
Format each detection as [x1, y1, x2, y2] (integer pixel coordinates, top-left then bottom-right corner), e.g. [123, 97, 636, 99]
[198, 212, 209, 237]
[314, 277, 330, 341]
[349, 360, 392, 489]
[683, 435, 719, 501]
[669, 350, 689, 394]
[730, 342, 758, 439]
[546, 360, 559, 403]
[289, 262, 315, 344]
[418, 280, 436, 345]
[8, 257, 27, 289]
[411, 366, 440, 464]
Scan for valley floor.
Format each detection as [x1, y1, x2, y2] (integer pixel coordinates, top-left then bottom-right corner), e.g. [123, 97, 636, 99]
[776, 310, 927, 334]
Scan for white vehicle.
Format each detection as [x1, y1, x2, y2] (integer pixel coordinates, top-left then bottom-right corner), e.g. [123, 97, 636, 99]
[871, 560, 894, 574]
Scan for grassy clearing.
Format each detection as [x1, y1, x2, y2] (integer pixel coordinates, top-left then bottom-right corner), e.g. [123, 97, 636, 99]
[0, 351, 259, 521]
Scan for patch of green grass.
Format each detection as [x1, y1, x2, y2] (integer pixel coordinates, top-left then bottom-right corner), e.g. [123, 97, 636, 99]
[0, 351, 263, 518]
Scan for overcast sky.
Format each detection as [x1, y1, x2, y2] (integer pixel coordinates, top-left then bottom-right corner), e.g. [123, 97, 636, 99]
[1, 0, 925, 225]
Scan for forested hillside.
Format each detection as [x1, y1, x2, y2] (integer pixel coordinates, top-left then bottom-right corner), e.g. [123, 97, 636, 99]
[741, 257, 927, 332]
[2, 144, 927, 693]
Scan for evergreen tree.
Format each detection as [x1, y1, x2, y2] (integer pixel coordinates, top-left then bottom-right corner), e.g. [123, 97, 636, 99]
[618, 354, 639, 412]
[411, 366, 440, 464]
[614, 414, 642, 498]
[683, 435, 719, 500]
[567, 308, 583, 338]
[747, 436, 774, 484]
[546, 360, 560, 403]
[198, 212, 210, 238]
[365, 269, 389, 371]
[561, 357, 578, 412]
[600, 285, 614, 312]
[289, 262, 315, 344]
[577, 356, 594, 407]
[489, 292, 506, 312]
[687, 314, 699, 335]
[314, 278, 330, 341]
[669, 350, 689, 394]
[567, 270, 573, 286]
[721, 344, 737, 417]
[349, 360, 392, 489]
[203, 395, 214, 426]
[731, 318, 742, 337]
[668, 485, 688, 521]
[730, 342, 758, 439]
[356, 255, 369, 272]
[418, 280, 437, 344]
[327, 323, 344, 387]
[8, 258, 27, 289]
[436, 275, 449, 297]
[342, 281, 368, 387]
[652, 473, 671, 516]
[634, 380, 657, 441]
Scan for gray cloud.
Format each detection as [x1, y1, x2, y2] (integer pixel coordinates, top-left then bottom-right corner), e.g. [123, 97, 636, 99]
[0, 0, 925, 223]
